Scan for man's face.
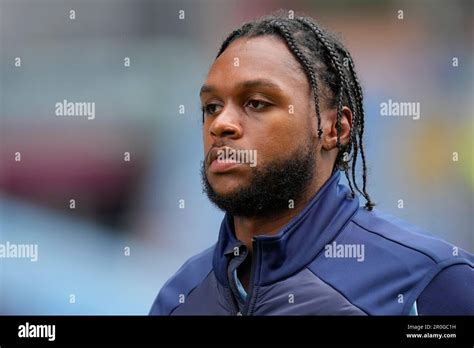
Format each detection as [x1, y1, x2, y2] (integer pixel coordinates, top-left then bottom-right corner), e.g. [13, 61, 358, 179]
[200, 36, 319, 217]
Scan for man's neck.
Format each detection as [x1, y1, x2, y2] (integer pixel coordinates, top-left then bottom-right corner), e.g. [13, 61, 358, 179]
[231, 171, 332, 292]
[233, 171, 330, 254]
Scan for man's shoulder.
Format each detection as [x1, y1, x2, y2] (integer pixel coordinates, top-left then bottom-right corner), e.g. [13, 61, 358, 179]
[149, 244, 216, 315]
[347, 207, 474, 314]
[309, 206, 473, 314]
[348, 207, 473, 264]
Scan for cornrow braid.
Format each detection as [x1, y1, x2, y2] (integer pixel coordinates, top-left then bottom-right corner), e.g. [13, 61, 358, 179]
[294, 17, 374, 211]
[297, 16, 375, 210]
[216, 24, 252, 59]
[295, 17, 361, 195]
[296, 18, 346, 148]
[269, 20, 323, 138]
[333, 42, 374, 209]
[338, 46, 374, 209]
[214, 12, 375, 210]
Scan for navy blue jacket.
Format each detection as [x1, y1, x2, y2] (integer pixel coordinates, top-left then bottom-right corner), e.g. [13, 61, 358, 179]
[150, 171, 474, 315]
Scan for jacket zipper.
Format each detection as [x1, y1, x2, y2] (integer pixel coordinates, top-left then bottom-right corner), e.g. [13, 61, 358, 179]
[228, 286, 241, 316]
[226, 251, 246, 316]
[242, 238, 259, 316]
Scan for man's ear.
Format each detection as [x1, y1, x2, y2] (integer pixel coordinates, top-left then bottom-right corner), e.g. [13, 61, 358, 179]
[321, 106, 353, 151]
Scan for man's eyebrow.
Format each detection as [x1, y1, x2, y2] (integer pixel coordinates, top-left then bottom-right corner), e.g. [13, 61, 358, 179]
[199, 79, 283, 97]
[238, 79, 284, 92]
[199, 84, 216, 96]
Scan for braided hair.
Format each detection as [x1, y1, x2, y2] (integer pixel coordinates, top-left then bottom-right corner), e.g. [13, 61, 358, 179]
[214, 12, 375, 211]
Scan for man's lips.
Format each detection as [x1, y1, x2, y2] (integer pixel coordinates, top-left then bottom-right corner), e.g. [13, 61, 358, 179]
[207, 146, 241, 174]
[208, 146, 236, 163]
[209, 159, 240, 173]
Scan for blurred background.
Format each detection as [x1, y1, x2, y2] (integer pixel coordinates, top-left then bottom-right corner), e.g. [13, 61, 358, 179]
[0, 0, 472, 314]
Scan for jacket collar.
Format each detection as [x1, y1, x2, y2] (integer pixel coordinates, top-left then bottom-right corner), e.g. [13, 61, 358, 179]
[212, 171, 360, 286]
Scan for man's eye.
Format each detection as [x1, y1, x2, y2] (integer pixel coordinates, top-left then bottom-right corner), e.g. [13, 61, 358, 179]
[202, 104, 222, 116]
[246, 99, 270, 110]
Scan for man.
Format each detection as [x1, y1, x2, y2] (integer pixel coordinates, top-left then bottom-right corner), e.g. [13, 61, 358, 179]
[150, 13, 473, 315]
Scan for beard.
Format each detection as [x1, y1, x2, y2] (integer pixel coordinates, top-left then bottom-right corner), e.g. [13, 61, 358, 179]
[201, 139, 316, 218]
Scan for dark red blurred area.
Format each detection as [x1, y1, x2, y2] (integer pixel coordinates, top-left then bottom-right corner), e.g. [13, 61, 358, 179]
[0, 127, 151, 231]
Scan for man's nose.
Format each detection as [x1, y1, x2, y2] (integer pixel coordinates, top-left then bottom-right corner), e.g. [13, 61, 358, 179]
[209, 106, 243, 140]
